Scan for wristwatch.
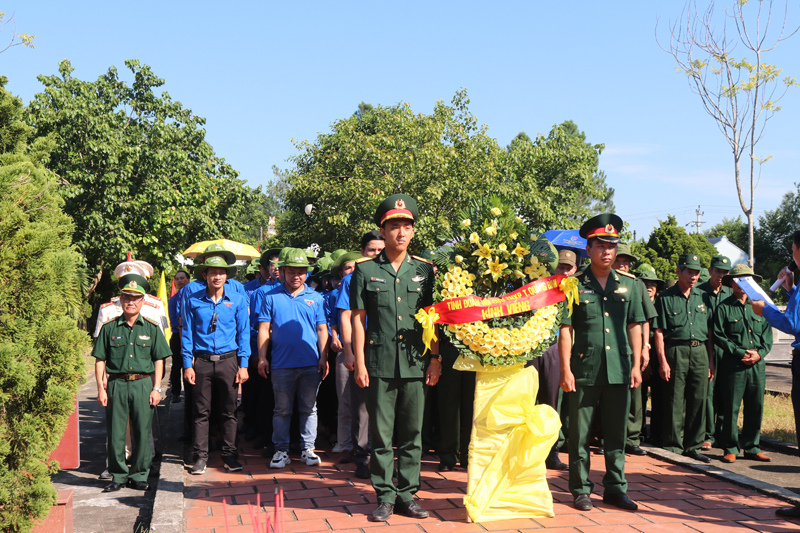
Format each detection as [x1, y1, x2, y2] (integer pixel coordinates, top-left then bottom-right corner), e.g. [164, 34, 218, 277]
[431, 354, 442, 363]
[152, 387, 162, 393]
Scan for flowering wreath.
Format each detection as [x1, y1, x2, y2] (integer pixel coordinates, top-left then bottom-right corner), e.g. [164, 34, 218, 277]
[415, 197, 578, 367]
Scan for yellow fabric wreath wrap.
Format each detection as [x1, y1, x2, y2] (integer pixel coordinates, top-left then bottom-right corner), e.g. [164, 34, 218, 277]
[414, 307, 439, 355]
[559, 276, 579, 316]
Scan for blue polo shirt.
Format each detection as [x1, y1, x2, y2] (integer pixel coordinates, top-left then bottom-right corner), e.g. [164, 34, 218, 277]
[168, 293, 181, 335]
[176, 278, 247, 320]
[244, 277, 280, 343]
[325, 287, 340, 330]
[335, 272, 352, 312]
[181, 286, 251, 368]
[764, 286, 800, 349]
[257, 284, 326, 369]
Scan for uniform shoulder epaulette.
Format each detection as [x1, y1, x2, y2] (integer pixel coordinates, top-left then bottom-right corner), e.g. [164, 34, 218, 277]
[576, 270, 587, 277]
[355, 256, 373, 264]
[143, 300, 158, 308]
[143, 316, 159, 327]
[615, 269, 636, 278]
[411, 255, 433, 265]
[111, 296, 120, 302]
[101, 301, 115, 308]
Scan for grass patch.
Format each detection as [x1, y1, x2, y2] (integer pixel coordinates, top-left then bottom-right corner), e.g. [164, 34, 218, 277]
[737, 392, 796, 444]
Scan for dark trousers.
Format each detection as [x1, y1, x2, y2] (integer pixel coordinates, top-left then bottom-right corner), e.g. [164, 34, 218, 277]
[437, 345, 475, 467]
[106, 377, 154, 483]
[350, 372, 370, 466]
[793, 350, 800, 455]
[662, 345, 708, 454]
[528, 342, 561, 454]
[169, 333, 183, 397]
[717, 359, 766, 455]
[192, 356, 239, 460]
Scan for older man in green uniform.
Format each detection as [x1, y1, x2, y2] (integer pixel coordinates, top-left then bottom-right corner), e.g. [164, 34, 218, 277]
[654, 254, 715, 462]
[559, 214, 644, 512]
[696, 256, 732, 450]
[714, 265, 773, 463]
[94, 273, 171, 492]
[613, 243, 658, 456]
[351, 193, 440, 522]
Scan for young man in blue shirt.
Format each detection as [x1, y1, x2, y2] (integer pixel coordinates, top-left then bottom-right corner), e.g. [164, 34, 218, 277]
[181, 253, 250, 475]
[752, 229, 800, 519]
[257, 248, 329, 468]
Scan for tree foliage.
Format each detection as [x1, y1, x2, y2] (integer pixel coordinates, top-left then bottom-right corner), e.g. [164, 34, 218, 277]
[632, 215, 719, 280]
[754, 183, 800, 276]
[276, 91, 609, 251]
[0, 77, 88, 533]
[704, 215, 748, 251]
[25, 59, 259, 304]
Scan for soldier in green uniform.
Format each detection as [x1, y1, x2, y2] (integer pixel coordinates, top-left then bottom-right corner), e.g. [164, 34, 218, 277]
[351, 194, 440, 522]
[714, 265, 773, 463]
[559, 214, 644, 512]
[653, 254, 715, 462]
[93, 273, 171, 492]
[696, 256, 732, 450]
[613, 243, 658, 456]
[635, 267, 665, 445]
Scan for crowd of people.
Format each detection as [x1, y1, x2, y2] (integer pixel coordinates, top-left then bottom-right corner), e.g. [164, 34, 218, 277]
[90, 194, 800, 520]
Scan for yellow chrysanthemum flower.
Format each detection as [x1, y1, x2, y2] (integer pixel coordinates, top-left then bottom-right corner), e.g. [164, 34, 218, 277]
[498, 243, 508, 253]
[490, 347, 503, 357]
[447, 324, 458, 332]
[453, 266, 462, 275]
[484, 256, 508, 281]
[455, 255, 464, 264]
[461, 219, 471, 227]
[469, 232, 480, 244]
[530, 256, 539, 267]
[456, 330, 466, 341]
[479, 346, 490, 355]
[491, 207, 502, 216]
[484, 225, 497, 237]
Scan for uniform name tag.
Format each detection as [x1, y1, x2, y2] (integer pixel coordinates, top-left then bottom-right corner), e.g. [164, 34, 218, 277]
[138, 335, 150, 340]
[112, 336, 123, 340]
[411, 276, 424, 282]
[371, 277, 386, 283]
[579, 290, 594, 294]
[616, 288, 628, 293]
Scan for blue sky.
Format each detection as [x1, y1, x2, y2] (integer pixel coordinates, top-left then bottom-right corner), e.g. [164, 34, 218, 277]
[5, 1, 800, 241]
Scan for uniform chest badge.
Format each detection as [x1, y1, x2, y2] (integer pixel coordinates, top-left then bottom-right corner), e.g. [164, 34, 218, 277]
[616, 288, 628, 293]
[138, 335, 150, 340]
[370, 277, 386, 283]
[224, 302, 232, 307]
[411, 276, 424, 282]
[304, 299, 314, 306]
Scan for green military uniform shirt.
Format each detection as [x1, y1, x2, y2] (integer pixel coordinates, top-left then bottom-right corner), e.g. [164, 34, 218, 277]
[654, 285, 713, 342]
[351, 250, 434, 379]
[713, 295, 773, 363]
[637, 278, 658, 322]
[93, 314, 171, 373]
[562, 268, 645, 385]
[697, 281, 733, 313]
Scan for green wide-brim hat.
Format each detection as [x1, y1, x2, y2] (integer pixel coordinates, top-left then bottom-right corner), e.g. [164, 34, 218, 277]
[710, 255, 732, 271]
[196, 243, 237, 265]
[638, 270, 665, 291]
[260, 248, 282, 265]
[616, 242, 638, 261]
[118, 273, 150, 296]
[579, 213, 623, 244]
[723, 264, 763, 287]
[678, 253, 703, 270]
[194, 254, 237, 278]
[375, 194, 419, 226]
[332, 251, 363, 275]
[279, 247, 313, 269]
[316, 256, 334, 273]
[330, 249, 347, 262]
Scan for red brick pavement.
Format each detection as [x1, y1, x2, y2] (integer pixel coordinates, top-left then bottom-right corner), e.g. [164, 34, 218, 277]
[183, 448, 800, 533]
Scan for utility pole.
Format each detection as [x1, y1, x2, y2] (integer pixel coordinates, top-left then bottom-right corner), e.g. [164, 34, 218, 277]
[686, 205, 705, 234]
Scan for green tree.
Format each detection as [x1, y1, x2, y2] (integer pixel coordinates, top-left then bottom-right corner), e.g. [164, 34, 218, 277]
[660, 0, 799, 265]
[754, 183, 800, 276]
[633, 215, 719, 280]
[0, 77, 88, 533]
[704, 215, 748, 251]
[0, 11, 35, 53]
[25, 59, 259, 306]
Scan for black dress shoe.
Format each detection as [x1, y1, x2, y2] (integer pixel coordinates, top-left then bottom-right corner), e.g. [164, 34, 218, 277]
[574, 493, 593, 511]
[102, 482, 124, 493]
[545, 455, 569, 471]
[684, 450, 711, 463]
[126, 480, 150, 491]
[776, 506, 800, 518]
[396, 499, 429, 519]
[603, 492, 638, 511]
[372, 502, 394, 521]
[594, 446, 604, 455]
[438, 462, 455, 472]
[625, 444, 647, 456]
[354, 463, 371, 479]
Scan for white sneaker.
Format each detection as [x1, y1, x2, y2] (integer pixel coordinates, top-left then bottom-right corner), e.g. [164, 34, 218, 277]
[332, 443, 344, 453]
[301, 449, 321, 466]
[270, 450, 291, 469]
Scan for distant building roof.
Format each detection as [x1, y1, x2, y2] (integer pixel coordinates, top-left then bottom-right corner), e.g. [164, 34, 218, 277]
[707, 235, 749, 266]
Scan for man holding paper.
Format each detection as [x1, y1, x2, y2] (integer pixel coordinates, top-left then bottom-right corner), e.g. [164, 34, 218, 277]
[751, 230, 800, 519]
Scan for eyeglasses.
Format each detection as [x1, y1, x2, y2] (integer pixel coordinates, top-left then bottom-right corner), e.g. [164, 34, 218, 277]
[121, 294, 144, 302]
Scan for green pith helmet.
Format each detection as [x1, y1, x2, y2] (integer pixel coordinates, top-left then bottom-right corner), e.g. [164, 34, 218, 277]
[375, 194, 419, 227]
[279, 248, 312, 269]
[195, 243, 237, 265]
[698, 268, 710, 283]
[638, 270, 665, 292]
[723, 263, 763, 287]
[194, 254, 237, 278]
[316, 256, 334, 273]
[579, 213, 623, 244]
[678, 253, 703, 271]
[332, 251, 363, 276]
[260, 248, 282, 265]
[616, 242, 638, 261]
[634, 263, 656, 275]
[330, 249, 347, 262]
[118, 273, 150, 296]
[710, 255, 732, 271]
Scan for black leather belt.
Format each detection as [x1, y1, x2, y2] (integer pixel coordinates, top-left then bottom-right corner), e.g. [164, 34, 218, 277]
[195, 350, 237, 362]
[667, 340, 703, 348]
[108, 373, 152, 381]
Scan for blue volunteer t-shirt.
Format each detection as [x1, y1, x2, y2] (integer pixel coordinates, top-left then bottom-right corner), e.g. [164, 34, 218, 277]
[325, 287, 340, 330]
[257, 284, 326, 369]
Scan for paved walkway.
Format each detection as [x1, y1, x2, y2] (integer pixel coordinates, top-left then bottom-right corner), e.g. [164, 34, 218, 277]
[182, 446, 800, 533]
